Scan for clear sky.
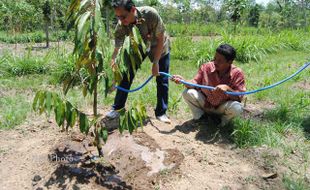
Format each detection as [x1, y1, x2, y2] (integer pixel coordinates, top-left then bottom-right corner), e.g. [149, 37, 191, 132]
[256, 0, 271, 6]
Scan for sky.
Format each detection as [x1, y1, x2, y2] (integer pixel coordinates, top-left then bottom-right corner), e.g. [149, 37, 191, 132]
[256, 0, 271, 6]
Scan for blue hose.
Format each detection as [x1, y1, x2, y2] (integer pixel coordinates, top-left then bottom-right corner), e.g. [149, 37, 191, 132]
[114, 62, 309, 96]
[114, 75, 154, 93]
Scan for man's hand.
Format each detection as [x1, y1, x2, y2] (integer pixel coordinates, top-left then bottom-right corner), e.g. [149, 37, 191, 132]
[171, 75, 184, 84]
[171, 75, 195, 89]
[111, 47, 120, 71]
[215, 84, 230, 91]
[152, 63, 160, 76]
[111, 59, 118, 71]
[213, 84, 231, 96]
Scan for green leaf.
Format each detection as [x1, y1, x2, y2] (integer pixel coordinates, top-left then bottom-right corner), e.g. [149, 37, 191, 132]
[119, 109, 126, 134]
[128, 110, 134, 134]
[79, 113, 89, 134]
[131, 109, 137, 123]
[66, 0, 80, 22]
[55, 100, 65, 127]
[77, 11, 91, 41]
[32, 91, 41, 111]
[123, 36, 131, 54]
[129, 50, 137, 73]
[80, 0, 90, 10]
[65, 102, 73, 128]
[70, 109, 78, 128]
[131, 29, 143, 63]
[39, 91, 46, 114]
[94, 0, 102, 31]
[133, 26, 146, 55]
[132, 112, 138, 132]
[137, 113, 143, 129]
[100, 127, 108, 143]
[52, 92, 60, 105]
[45, 91, 52, 117]
[63, 76, 75, 95]
[88, 77, 96, 94]
[82, 85, 88, 97]
[123, 51, 131, 81]
[96, 50, 104, 73]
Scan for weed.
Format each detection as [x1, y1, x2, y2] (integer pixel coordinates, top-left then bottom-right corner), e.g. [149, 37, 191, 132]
[0, 51, 51, 76]
[0, 95, 30, 129]
[231, 118, 255, 148]
[159, 168, 170, 176]
[264, 104, 290, 122]
[283, 175, 310, 190]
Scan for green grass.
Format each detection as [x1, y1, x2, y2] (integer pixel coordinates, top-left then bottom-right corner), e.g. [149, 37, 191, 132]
[231, 50, 309, 148]
[167, 23, 222, 37]
[0, 30, 73, 43]
[283, 175, 310, 190]
[0, 55, 50, 77]
[166, 23, 309, 37]
[0, 95, 31, 129]
[170, 30, 309, 63]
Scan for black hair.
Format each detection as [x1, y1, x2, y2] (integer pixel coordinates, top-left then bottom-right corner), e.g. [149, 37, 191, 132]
[216, 44, 236, 62]
[111, 0, 135, 11]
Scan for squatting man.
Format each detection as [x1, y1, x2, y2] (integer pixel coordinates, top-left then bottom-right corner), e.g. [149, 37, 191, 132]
[172, 44, 246, 126]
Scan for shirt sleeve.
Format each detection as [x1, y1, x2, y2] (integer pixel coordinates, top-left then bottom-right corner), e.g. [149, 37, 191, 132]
[114, 22, 127, 48]
[230, 69, 246, 101]
[148, 8, 165, 37]
[231, 70, 246, 92]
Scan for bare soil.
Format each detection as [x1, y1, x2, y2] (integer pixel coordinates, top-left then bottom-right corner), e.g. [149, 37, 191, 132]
[0, 105, 295, 190]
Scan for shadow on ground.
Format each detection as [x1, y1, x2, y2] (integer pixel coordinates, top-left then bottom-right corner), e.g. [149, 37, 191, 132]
[26, 46, 50, 50]
[101, 116, 151, 134]
[159, 114, 235, 144]
[302, 116, 310, 140]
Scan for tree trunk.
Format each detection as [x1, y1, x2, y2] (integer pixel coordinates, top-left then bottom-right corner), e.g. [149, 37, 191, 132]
[302, 0, 307, 27]
[45, 23, 49, 48]
[93, 72, 103, 157]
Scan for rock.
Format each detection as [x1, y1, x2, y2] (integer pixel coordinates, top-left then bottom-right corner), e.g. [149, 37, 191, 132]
[33, 175, 42, 182]
[71, 132, 85, 142]
[262, 173, 278, 180]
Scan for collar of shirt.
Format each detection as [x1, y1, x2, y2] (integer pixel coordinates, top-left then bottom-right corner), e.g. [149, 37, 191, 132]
[133, 8, 145, 25]
[209, 61, 234, 78]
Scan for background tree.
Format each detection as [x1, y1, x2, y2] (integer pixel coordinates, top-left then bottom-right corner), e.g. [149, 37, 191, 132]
[248, 3, 261, 27]
[224, 0, 248, 32]
[42, 0, 51, 48]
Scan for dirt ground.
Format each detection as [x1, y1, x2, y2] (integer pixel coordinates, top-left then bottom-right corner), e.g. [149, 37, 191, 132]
[0, 105, 291, 190]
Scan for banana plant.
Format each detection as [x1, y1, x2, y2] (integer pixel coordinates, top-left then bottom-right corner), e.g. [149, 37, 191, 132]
[33, 0, 148, 156]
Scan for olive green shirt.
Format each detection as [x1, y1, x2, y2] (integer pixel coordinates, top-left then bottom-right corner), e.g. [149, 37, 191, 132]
[114, 6, 170, 61]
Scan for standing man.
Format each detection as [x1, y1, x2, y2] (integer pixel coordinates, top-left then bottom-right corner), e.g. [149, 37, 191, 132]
[106, 0, 171, 123]
[172, 44, 246, 126]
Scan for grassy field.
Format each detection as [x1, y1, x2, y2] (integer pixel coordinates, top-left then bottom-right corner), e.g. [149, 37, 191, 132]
[0, 25, 309, 188]
[0, 30, 72, 43]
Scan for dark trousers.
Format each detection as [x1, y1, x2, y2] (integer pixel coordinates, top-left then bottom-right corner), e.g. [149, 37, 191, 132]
[112, 53, 170, 116]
